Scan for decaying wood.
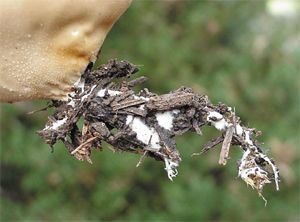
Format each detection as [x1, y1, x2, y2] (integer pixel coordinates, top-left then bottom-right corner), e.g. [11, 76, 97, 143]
[192, 136, 224, 156]
[37, 59, 280, 203]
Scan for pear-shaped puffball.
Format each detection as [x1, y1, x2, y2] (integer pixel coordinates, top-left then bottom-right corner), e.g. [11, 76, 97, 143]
[0, 0, 131, 102]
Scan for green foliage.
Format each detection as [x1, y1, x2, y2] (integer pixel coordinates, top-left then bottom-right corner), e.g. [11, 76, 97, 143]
[1, 1, 299, 221]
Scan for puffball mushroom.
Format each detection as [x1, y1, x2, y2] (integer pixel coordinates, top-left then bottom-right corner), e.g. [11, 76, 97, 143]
[0, 0, 131, 103]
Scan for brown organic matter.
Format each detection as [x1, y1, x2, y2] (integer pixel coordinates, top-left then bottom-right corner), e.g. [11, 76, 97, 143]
[38, 59, 280, 203]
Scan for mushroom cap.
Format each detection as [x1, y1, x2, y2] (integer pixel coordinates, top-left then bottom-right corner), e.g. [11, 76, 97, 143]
[0, 0, 131, 102]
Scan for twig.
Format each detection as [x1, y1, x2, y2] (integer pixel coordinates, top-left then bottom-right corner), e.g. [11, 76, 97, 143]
[218, 125, 234, 165]
[71, 137, 98, 155]
[136, 151, 148, 167]
[192, 136, 224, 156]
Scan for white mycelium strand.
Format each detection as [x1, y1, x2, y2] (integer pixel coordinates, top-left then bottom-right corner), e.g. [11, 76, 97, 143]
[164, 157, 179, 181]
[258, 152, 280, 191]
[244, 130, 254, 145]
[68, 83, 96, 107]
[133, 95, 150, 101]
[74, 77, 85, 93]
[67, 100, 75, 107]
[238, 149, 251, 175]
[80, 85, 96, 102]
[96, 89, 121, 97]
[54, 78, 86, 126]
[45, 117, 68, 130]
[235, 124, 243, 136]
[67, 78, 86, 107]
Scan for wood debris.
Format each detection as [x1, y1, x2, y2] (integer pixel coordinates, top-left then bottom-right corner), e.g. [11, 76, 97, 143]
[38, 59, 280, 203]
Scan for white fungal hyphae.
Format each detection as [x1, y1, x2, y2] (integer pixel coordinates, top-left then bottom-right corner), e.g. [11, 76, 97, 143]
[74, 77, 85, 93]
[202, 107, 281, 199]
[79, 85, 96, 102]
[127, 109, 181, 180]
[206, 111, 229, 131]
[164, 157, 179, 181]
[235, 124, 244, 136]
[156, 111, 175, 131]
[244, 130, 254, 145]
[44, 117, 68, 130]
[238, 149, 271, 206]
[67, 100, 75, 107]
[258, 152, 280, 191]
[155, 109, 180, 130]
[97, 89, 121, 97]
[133, 95, 150, 101]
[138, 105, 145, 110]
[66, 77, 86, 107]
[96, 88, 150, 101]
[126, 115, 161, 150]
[238, 139, 280, 205]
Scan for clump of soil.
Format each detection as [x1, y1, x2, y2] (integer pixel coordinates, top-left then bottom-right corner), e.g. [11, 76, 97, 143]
[38, 59, 280, 204]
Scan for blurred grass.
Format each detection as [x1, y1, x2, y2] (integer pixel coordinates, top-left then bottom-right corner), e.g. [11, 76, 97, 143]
[1, 1, 299, 221]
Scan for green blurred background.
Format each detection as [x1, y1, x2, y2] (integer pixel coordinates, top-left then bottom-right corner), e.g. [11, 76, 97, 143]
[1, 0, 299, 221]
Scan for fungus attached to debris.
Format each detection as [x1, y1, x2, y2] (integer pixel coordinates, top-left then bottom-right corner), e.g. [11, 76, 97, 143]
[38, 59, 280, 204]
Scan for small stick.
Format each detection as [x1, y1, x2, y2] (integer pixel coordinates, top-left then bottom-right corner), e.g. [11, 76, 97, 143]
[27, 104, 51, 115]
[128, 76, 148, 88]
[136, 135, 153, 167]
[136, 151, 148, 167]
[112, 99, 145, 111]
[192, 136, 223, 156]
[71, 137, 98, 155]
[219, 125, 234, 165]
